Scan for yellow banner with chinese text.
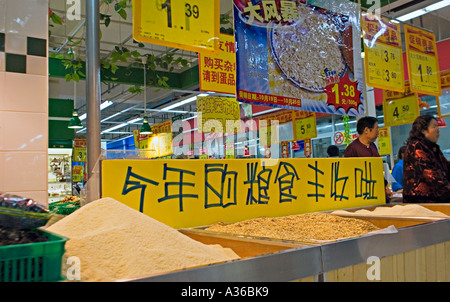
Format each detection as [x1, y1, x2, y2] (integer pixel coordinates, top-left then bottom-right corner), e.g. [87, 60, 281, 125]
[101, 158, 386, 229]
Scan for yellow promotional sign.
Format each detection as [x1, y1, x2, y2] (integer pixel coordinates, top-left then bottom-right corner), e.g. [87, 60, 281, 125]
[362, 13, 404, 92]
[197, 96, 240, 133]
[73, 148, 86, 162]
[437, 71, 450, 118]
[383, 94, 419, 127]
[72, 165, 83, 182]
[293, 113, 317, 141]
[383, 83, 420, 127]
[101, 158, 386, 229]
[151, 120, 172, 134]
[404, 25, 441, 96]
[377, 127, 392, 156]
[199, 33, 236, 94]
[132, 0, 220, 54]
[225, 139, 235, 159]
[138, 120, 174, 159]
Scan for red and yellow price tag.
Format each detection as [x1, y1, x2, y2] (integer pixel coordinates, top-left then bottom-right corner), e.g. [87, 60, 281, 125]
[362, 14, 404, 92]
[404, 25, 441, 96]
[133, 0, 220, 54]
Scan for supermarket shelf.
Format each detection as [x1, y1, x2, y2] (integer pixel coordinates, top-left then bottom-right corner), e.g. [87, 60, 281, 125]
[126, 218, 450, 282]
[126, 244, 323, 282]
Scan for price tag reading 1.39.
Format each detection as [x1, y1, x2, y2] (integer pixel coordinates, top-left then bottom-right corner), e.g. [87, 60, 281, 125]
[133, 0, 220, 54]
[383, 94, 419, 127]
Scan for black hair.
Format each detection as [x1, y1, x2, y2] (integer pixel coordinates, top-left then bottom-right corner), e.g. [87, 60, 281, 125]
[406, 114, 437, 145]
[356, 116, 378, 135]
[327, 145, 339, 157]
[397, 145, 407, 161]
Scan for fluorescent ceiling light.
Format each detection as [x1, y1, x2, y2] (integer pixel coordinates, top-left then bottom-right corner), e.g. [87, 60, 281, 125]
[161, 96, 197, 111]
[160, 93, 209, 111]
[79, 100, 114, 121]
[396, 0, 450, 21]
[101, 117, 143, 134]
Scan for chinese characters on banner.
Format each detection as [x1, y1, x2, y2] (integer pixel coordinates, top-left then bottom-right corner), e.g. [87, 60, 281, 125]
[102, 158, 385, 229]
[362, 13, 405, 92]
[132, 0, 220, 54]
[197, 96, 241, 133]
[404, 24, 441, 97]
[233, 0, 364, 116]
[199, 33, 236, 94]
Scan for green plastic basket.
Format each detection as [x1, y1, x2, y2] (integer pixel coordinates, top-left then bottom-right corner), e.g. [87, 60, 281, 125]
[0, 229, 68, 282]
[49, 202, 70, 211]
[57, 204, 80, 215]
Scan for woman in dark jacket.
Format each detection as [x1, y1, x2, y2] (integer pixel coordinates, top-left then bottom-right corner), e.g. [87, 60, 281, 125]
[403, 115, 450, 203]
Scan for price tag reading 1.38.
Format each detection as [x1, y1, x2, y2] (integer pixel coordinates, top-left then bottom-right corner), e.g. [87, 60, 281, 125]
[133, 0, 220, 54]
[383, 94, 419, 127]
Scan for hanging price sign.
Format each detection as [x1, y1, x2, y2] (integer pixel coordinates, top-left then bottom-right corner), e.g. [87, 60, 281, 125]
[404, 25, 441, 96]
[362, 14, 404, 92]
[383, 92, 419, 127]
[294, 114, 317, 141]
[377, 127, 392, 156]
[133, 0, 220, 54]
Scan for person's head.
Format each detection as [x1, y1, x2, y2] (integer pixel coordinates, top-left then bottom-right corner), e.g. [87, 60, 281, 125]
[327, 145, 339, 157]
[356, 116, 379, 143]
[407, 115, 440, 144]
[397, 145, 406, 161]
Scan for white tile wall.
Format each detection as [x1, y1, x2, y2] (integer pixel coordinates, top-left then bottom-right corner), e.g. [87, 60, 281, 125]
[0, 0, 5, 33]
[0, 0, 49, 204]
[0, 53, 4, 71]
[4, 0, 48, 39]
[1, 111, 47, 151]
[5, 33, 26, 54]
[0, 151, 48, 191]
[27, 55, 47, 76]
[0, 110, 3, 150]
[2, 72, 48, 113]
[0, 72, 4, 109]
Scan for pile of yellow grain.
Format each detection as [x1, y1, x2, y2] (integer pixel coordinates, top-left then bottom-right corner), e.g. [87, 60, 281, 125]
[332, 204, 448, 218]
[205, 213, 380, 243]
[47, 198, 239, 282]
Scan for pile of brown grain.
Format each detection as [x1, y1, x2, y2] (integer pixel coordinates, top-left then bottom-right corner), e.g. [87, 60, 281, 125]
[47, 198, 239, 282]
[205, 213, 380, 243]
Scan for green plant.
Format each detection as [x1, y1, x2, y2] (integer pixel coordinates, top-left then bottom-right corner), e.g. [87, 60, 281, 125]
[49, 0, 189, 91]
